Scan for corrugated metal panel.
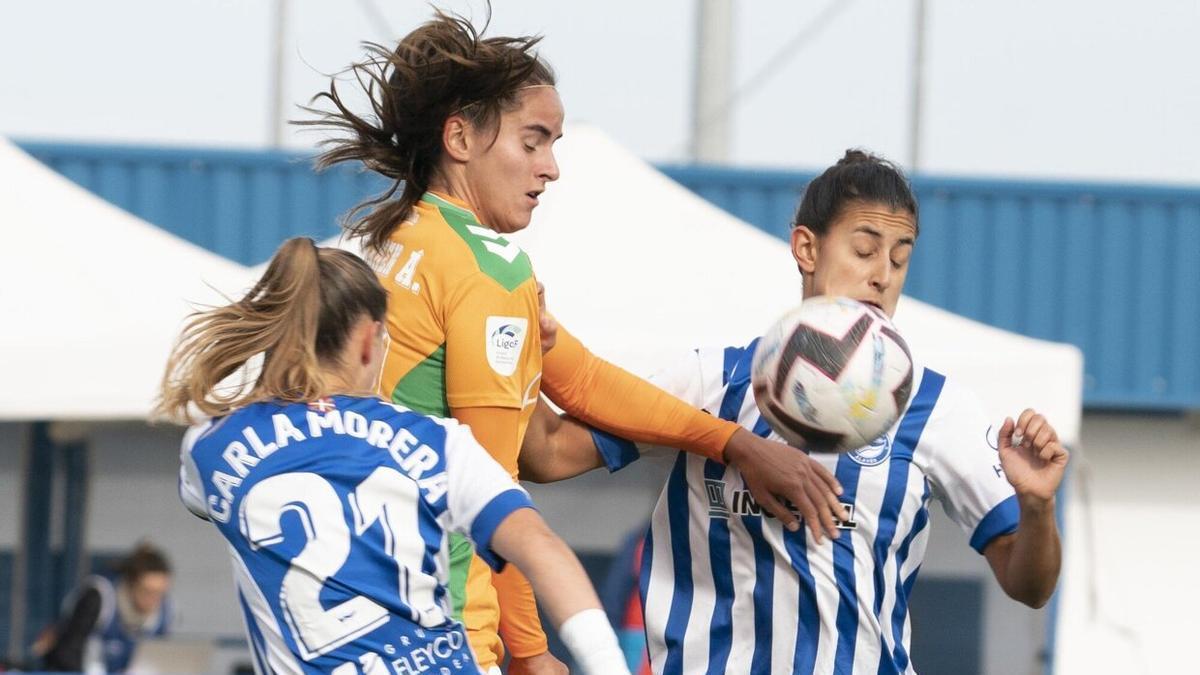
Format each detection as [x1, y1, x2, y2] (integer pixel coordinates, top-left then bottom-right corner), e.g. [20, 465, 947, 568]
[18, 142, 1200, 411]
[20, 142, 390, 264]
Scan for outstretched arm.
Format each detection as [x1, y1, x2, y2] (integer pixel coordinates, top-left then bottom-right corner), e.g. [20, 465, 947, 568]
[540, 327, 845, 541]
[983, 410, 1068, 608]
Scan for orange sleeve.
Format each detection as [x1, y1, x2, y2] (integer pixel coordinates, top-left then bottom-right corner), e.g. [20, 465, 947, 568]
[452, 406, 548, 657]
[492, 564, 550, 658]
[541, 324, 739, 462]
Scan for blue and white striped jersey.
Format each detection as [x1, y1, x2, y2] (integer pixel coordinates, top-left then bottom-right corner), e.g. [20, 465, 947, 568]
[179, 395, 533, 675]
[595, 341, 1019, 675]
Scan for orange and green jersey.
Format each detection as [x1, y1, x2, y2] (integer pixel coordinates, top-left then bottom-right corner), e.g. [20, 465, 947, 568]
[374, 191, 542, 449]
[370, 191, 542, 668]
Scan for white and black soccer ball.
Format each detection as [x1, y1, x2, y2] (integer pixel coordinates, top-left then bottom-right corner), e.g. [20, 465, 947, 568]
[750, 296, 914, 454]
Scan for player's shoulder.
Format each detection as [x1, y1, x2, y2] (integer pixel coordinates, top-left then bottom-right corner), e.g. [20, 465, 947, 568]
[689, 337, 763, 388]
[411, 193, 534, 293]
[905, 366, 996, 453]
[911, 365, 981, 415]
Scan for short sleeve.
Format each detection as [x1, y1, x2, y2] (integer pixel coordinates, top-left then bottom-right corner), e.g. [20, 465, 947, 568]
[921, 376, 1019, 553]
[440, 419, 536, 570]
[178, 421, 212, 521]
[443, 272, 541, 410]
[594, 348, 714, 472]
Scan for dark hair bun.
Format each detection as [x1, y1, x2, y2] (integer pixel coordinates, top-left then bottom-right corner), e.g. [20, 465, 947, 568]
[837, 149, 875, 166]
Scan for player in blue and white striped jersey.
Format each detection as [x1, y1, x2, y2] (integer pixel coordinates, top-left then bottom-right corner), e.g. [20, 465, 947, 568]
[159, 238, 630, 675]
[519, 150, 1069, 674]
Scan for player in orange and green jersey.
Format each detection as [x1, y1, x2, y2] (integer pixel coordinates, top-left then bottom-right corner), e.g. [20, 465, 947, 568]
[371, 191, 546, 670]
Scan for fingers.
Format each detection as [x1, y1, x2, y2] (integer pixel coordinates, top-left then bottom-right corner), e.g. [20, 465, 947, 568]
[809, 485, 841, 542]
[752, 489, 801, 534]
[810, 459, 844, 496]
[1011, 409, 1059, 451]
[998, 416, 1015, 450]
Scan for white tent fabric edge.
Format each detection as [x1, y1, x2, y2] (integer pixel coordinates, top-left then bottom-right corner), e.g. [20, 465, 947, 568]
[0, 138, 254, 421]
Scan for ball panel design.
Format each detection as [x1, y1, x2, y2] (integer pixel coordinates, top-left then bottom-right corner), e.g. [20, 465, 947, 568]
[750, 297, 914, 454]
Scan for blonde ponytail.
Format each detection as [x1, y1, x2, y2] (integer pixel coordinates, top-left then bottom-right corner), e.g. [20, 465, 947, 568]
[156, 238, 386, 423]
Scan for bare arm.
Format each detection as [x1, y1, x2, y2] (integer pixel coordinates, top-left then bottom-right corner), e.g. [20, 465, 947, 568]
[518, 398, 604, 483]
[983, 410, 1068, 608]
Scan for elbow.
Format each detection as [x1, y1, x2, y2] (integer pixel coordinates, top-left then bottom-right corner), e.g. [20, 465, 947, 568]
[518, 465, 553, 484]
[516, 454, 560, 484]
[1018, 592, 1052, 610]
[1005, 580, 1058, 609]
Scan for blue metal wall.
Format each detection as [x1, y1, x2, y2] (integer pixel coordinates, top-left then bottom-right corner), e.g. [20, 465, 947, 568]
[18, 142, 1200, 411]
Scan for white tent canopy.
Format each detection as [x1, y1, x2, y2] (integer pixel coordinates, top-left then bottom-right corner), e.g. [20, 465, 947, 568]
[512, 125, 1084, 444]
[0, 139, 253, 420]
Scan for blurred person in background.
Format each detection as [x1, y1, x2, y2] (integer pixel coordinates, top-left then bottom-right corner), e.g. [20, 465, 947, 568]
[157, 238, 629, 675]
[38, 543, 171, 673]
[303, 9, 843, 673]
[519, 150, 1070, 674]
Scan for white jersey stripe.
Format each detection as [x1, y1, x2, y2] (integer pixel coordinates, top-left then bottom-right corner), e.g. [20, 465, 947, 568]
[680, 456, 715, 674]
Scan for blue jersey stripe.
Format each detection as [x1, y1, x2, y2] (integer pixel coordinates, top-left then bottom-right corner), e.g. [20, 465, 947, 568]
[783, 527, 821, 673]
[701, 356, 760, 674]
[722, 345, 743, 386]
[889, 482, 931, 672]
[871, 370, 944, 669]
[832, 455, 865, 674]
[661, 453, 694, 675]
[639, 519, 654, 642]
[718, 340, 758, 422]
[236, 591, 271, 675]
[703, 460, 735, 674]
[743, 515, 776, 673]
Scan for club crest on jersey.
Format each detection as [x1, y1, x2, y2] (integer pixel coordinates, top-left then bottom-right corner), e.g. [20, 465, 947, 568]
[849, 433, 891, 467]
[485, 316, 528, 376]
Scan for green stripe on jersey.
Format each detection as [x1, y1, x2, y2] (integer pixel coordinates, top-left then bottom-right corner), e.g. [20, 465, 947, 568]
[422, 193, 533, 292]
[447, 533, 474, 620]
[390, 343, 449, 417]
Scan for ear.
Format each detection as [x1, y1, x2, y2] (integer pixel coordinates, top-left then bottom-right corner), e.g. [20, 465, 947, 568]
[442, 114, 472, 163]
[791, 225, 819, 275]
[357, 320, 381, 366]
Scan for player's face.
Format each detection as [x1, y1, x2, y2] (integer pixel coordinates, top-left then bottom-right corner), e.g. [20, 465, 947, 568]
[129, 571, 170, 615]
[465, 87, 563, 234]
[792, 202, 917, 317]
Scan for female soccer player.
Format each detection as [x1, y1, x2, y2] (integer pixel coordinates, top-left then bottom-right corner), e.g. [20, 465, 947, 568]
[157, 238, 629, 675]
[303, 9, 844, 674]
[519, 150, 1070, 674]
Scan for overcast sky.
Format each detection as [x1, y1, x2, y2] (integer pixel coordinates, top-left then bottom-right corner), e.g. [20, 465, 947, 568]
[3, 0, 1198, 184]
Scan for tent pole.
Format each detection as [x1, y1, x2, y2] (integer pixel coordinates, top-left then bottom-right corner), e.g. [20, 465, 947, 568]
[11, 422, 55, 663]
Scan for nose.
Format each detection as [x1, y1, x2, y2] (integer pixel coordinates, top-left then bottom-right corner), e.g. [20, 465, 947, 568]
[869, 258, 892, 293]
[540, 149, 560, 183]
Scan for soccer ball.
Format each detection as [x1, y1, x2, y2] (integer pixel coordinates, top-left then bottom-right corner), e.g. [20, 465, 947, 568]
[750, 296, 914, 453]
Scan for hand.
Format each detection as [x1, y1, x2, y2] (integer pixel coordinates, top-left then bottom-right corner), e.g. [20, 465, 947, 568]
[998, 409, 1069, 503]
[509, 651, 569, 675]
[537, 281, 559, 355]
[723, 428, 844, 541]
